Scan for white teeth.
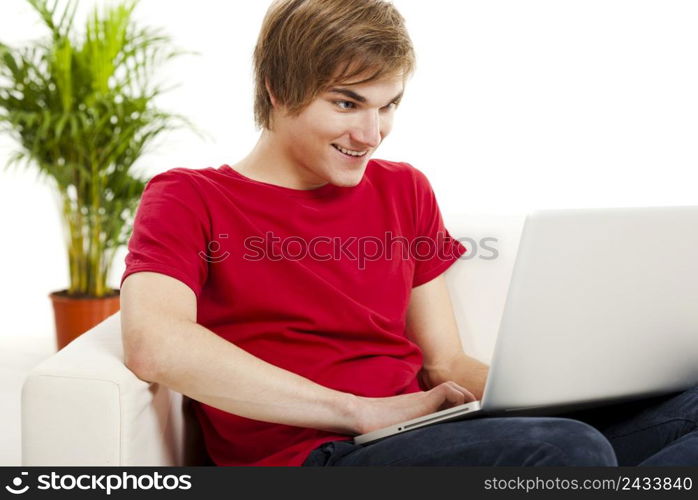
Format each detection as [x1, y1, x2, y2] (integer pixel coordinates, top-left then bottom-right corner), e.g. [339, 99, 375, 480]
[333, 144, 367, 157]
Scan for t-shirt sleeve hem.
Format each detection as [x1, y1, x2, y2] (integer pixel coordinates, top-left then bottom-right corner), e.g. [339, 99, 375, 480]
[412, 243, 466, 288]
[120, 265, 203, 299]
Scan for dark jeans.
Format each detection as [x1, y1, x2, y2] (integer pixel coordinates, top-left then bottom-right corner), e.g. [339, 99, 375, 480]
[302, 386, 698, 466]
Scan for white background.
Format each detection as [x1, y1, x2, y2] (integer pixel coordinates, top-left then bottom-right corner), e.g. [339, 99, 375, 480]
[1, 0, 697, 339]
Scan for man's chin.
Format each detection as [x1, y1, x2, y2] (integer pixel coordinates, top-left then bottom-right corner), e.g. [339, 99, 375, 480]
[329, 163, 369, 187]
[332, 172, 365, 187]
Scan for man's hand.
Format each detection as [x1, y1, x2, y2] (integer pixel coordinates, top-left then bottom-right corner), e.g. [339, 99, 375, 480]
[351, 381, 476, 435]
[420, 354, 489, 400]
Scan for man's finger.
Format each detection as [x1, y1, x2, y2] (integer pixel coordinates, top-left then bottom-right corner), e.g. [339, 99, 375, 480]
[445, 381, 477, 402]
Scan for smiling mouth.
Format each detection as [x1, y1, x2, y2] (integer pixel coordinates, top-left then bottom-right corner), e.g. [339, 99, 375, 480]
[332, 144, 368, 158]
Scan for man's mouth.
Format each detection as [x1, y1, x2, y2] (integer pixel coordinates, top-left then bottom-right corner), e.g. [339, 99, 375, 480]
[332, 144, 368, 158]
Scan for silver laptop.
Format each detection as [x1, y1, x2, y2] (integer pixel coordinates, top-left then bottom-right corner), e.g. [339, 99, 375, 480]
[355, 206, 698, 445]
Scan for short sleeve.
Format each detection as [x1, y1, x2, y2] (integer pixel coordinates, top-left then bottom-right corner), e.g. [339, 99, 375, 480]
[409, 166, 466, 287]
[120, 169, 210, 297]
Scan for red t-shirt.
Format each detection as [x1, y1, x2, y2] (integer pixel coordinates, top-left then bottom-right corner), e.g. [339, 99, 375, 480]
[121, 159, 465, 466]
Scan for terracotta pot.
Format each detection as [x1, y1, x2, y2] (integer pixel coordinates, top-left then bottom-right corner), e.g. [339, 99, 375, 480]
[49, 289, 121, 350]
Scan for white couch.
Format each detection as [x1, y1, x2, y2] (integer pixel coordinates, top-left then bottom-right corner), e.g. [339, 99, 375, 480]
[21, 214, 525, 466]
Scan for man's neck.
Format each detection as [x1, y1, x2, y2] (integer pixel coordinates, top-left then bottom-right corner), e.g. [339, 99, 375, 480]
[233, 132, 328, 190]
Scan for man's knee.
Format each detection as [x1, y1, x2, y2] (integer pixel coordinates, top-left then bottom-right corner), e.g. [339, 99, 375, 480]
[531, 418, 617, 466]
[675, 386, 698, 422]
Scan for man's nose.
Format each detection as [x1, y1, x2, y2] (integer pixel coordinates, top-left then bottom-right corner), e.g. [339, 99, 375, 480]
[351, 110, 382, 148]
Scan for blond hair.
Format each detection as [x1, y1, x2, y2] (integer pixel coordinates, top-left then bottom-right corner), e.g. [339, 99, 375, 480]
[253, 0, 416, 130]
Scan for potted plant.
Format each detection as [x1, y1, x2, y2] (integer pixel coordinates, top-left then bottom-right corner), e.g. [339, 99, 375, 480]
[0, 0, 191, 349]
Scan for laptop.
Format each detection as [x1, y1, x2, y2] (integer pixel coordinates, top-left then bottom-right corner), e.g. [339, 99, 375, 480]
[354, 206, 698, 445]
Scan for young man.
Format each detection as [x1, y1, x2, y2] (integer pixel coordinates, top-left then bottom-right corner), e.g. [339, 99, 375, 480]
[120, 0, 698, 466]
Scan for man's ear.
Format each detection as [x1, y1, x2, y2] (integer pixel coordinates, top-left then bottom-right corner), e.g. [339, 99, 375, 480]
[265, 79, 279, 108]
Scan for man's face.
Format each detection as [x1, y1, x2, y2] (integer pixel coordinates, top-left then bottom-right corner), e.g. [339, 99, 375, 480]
[270, 72, 405, 188]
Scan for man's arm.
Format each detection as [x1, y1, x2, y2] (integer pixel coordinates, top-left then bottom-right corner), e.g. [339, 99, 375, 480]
[121, 271, 473, 435]
[406, 274, 490, 400]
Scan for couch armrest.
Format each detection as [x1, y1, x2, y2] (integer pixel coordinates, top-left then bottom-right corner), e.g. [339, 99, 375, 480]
[444, 214, 526, 363]
[21, 311, 207, 466]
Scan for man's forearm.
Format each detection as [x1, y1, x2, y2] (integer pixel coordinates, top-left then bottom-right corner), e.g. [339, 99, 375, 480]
[419, 354, 489, 400]
[129, 319, 361, 435]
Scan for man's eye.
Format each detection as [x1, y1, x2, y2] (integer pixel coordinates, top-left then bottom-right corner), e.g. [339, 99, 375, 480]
[335, 100, 356, 110]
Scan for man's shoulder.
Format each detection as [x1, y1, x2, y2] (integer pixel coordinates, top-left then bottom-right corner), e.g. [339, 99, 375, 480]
[148, 166, 222, 186]
[367, 158, 430, 190]
[143, 166, 232, 202]
[140, 166, 227, 213]
[367, 158, 422, 182]
[368, 158, 415, 175]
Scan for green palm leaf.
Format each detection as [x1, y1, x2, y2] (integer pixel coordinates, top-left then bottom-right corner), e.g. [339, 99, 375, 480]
[0, 0, 194, 297]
